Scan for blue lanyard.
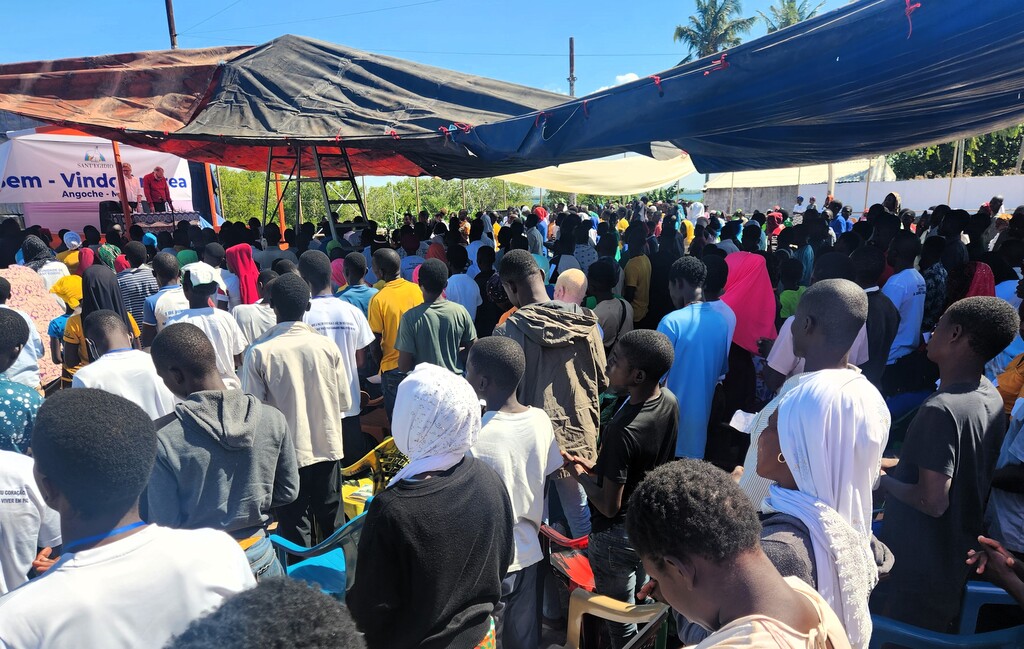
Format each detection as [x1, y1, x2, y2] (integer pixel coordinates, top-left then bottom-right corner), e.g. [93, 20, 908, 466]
[106, 347, 134, 354]
[64, 521, 147, 552]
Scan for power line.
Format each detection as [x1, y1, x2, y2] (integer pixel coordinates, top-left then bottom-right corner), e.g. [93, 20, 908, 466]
[179, 0, 246, 35]
[186, 0, 445, 35]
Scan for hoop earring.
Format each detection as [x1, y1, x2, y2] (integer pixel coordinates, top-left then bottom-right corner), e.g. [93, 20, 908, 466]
[777, 453, 787, 464]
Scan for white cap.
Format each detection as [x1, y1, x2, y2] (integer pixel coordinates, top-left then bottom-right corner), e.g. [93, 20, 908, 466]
[181, 262, 226, 291]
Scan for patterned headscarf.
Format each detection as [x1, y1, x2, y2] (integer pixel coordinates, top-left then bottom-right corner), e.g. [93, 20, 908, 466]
[387, 363, 480, 488]
[20, 235, 54, 272]
[97, 244, 121, 270]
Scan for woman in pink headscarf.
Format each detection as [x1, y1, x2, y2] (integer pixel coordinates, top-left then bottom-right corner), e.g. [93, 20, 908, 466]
[331, 258, 348, 292]
[721, 252, 778, 354]
[225, 244, 260, 305]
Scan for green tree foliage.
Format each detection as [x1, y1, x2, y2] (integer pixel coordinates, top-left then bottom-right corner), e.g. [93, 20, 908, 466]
[757, 0, 825, 32]
[217, 169, 532, 230]
[674, 0, 757, 62]
[886, 126, 1024, 180]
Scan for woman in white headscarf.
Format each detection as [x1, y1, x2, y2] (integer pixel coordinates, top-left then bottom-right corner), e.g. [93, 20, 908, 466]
[756, 368, 891, 649]
[349, 363, 514, 649]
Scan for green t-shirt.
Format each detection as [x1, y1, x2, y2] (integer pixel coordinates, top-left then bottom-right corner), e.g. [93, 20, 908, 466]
[395, 299, 477, 374]
[779, 286, 807, 319]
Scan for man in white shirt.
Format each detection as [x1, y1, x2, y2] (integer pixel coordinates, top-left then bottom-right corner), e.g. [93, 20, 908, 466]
[793, 195, 805, 215]
[232, 269, 279, 350]
[142, 252, 190, 347]
[166, 262, 246, 390]
[0, 450, 60, 595]
[71, 310, 176, 419]
[241, 272, 351, 546]
[0, 388, 253, 648]
[445, 245, 484, 320]
[298, 250, 375, 463]
[881, 231, 927, 365]
[465, 337, 561, 649]
[203, 243, 242, 311]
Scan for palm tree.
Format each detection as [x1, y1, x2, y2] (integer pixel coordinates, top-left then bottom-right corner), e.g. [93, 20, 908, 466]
[757, 0, 826, 33]
[673, 0, 758, 62]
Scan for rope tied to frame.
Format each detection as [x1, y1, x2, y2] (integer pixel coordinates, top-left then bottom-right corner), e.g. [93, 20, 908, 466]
[704, 54, 729, 76]
[905, 0, 921, 39]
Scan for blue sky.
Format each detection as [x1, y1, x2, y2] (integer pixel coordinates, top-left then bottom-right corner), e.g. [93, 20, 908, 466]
[2, 0, 845, 191]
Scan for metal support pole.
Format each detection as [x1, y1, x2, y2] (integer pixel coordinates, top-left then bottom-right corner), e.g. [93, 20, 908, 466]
[204, 163, 219, 230]
[461, 179, 467, 210]
[110, 141, 133, 230]
[164, 0, 178, 48]
[947, 140, 959, 206]
[415, 177, 421, 213]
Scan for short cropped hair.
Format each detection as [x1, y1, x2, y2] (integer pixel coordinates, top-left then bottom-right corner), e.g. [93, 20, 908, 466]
[167, 578, 365, 649]
[616, 329, 674, 379]
[468, 336, 526, 394]
[84, 309, 130, 341]
[797, 279, 868, 348]
[447, 244, 469, 272]
[270, 272, 311, 320]
[0, 276, 11, 303]
[152, 322, 218, 378]
[152, 252, 180, 283]
[372, 248, 400, 278]
[811, 251, 855, 282]
[850, 245, 886, 287]
[890, 229, 922, 262]
[31, 389, 157, 518]
[626, 459, 762, 564]
[344, 252, 367, 278]
[669, 256, 707, 288]
[945, 296, 1020, 361]
[499, 249, 541, 285]
[257, 269, 279, 287]
[703, 255, 729, 295]
[0, 308, 30, 353]
[298, 250, 332, 291]
[418, 258, 449, 293]
[124, 241, 148, 267]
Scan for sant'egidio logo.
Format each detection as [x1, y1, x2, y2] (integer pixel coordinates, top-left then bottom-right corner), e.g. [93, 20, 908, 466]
[84, 147, 106, 162]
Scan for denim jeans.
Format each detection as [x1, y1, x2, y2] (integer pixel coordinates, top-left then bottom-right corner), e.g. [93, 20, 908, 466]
[245, 534, 285, 581]
[381, 369, 407, 423]
[493, 562, 539, 649]
[549, 476, 591, 539]
[589, 524, 647, 649]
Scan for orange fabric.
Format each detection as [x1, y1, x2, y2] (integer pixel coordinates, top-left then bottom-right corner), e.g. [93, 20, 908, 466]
[997, 352, 1024, 415]
[497, 306, 517, 326]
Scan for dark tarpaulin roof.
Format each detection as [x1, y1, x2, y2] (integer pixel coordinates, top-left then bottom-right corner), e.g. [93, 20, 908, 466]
[0, 35, 569, 179]
[458, 0, 1024, 173]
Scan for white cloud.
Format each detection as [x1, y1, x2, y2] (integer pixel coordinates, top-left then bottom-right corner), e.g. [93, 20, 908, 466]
[595, 72, 640, 93]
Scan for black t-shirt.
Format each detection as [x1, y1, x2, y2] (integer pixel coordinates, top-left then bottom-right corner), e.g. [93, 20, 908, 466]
[590, 389, 679, 533]
[859, 289, 901, 387]
[877, 379, 1004, 628]
[347, 457, 514, 649]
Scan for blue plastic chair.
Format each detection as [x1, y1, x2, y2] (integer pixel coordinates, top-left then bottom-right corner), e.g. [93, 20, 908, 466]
[269, 512, 366, 600]
[870, 616, 1024, 648]
[959, 581, 1019, 634]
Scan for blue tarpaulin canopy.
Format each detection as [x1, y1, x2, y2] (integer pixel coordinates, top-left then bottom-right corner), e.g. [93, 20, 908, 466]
[457, 0, 1024, 173]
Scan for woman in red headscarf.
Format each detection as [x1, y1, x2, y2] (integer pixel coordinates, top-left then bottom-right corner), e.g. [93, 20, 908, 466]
[225, 244, 259, 305]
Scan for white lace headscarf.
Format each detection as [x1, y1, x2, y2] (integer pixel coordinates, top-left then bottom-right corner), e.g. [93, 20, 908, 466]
[762, 368, 890, 649]
[387, 363, 481, 488]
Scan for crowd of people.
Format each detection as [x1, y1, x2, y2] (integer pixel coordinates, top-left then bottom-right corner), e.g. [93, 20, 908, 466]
[0, 191, 1023, 649]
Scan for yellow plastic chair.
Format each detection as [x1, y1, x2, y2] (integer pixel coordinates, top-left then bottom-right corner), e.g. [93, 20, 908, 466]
[563, 589, 670, 649]
[340, 437, 409, 515]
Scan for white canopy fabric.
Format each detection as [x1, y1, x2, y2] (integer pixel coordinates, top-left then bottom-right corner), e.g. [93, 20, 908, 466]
[498, 153, 696, 195]
[703, 157, 895, 190]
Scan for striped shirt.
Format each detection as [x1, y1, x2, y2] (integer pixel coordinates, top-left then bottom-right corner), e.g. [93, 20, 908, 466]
[117, 266, 159, 327]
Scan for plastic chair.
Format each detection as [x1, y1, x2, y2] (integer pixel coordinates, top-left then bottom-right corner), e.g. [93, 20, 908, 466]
[959, 581, 1019, 634]
[269, 512, 366, 599]
[563, 589, 669, 649]
[869, 616, 1024, 648]
[541, 524, 595, 593]
[341, 437, 409, 497]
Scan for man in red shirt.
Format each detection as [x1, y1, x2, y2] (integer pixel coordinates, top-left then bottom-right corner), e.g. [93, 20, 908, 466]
[143, 166, 174, 213]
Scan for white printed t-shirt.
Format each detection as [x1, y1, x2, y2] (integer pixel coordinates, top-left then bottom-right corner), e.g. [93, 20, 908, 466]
[216, 269, 242, 311]
[303, 296, 374, 419]
[881, 268, 927, 364]
[232, 301, 277, 349]
[143, 285, 190, 332]
[468, 407, 562, 572]
[71, 349, 176, 420]
[0, 451, 60, 595]
[445, 273, 483, 321]
[767, 316, 869, 378]
[0, 525, 254, 649]
[166, 307, 246, 390]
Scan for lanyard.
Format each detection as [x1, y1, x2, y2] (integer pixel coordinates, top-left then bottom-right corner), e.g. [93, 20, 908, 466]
[64, 521, 147, 552]
[105, 347, 134, 355]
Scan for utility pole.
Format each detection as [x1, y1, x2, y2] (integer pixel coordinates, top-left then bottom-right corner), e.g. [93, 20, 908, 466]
[164, 0, 178, 49]
[567, 37, 577, 206]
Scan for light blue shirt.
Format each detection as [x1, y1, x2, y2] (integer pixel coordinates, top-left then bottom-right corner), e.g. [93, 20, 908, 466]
[657, 303, 731, 458]
[0, 306, 42, 388]
[881, 268, 927, 364]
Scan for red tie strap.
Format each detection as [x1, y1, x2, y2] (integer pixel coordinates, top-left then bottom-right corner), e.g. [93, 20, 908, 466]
[905, 0, 921, 39]
[704, 54, 729, 76]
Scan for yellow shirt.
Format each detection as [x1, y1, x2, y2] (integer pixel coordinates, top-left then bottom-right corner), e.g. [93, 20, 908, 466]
[997, 352, 1024, 415]
[623, 255, 652, 322]
[367, 278, 424, 373]
[616, 218, 630, 234]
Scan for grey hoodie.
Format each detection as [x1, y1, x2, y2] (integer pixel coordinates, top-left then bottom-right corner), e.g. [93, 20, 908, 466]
[146, 390, 299, 537]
